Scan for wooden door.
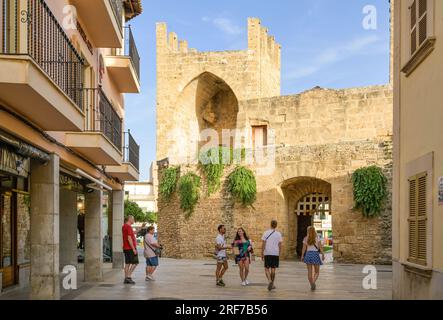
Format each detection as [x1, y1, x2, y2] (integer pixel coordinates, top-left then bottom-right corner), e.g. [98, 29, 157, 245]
[0, 192, 15, 288]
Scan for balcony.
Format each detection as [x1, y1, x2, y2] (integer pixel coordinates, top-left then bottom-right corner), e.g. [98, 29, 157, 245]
[105, 26, 140, 93]
[65, 88, 122, 165]
[108, 130, 140, 181]
[0, 0, 84, 131]
[70, 0, 124, 48]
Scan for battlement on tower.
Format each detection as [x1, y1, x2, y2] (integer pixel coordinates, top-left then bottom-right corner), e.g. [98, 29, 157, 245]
[156, 18, 281, 68]
[247, 17, 281, 68]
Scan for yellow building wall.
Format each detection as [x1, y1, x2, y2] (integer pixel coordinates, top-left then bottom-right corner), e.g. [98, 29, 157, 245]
[397, 0, 443, 270]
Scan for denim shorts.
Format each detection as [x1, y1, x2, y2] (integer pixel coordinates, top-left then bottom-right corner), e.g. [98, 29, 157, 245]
[146, 256, 159, 267]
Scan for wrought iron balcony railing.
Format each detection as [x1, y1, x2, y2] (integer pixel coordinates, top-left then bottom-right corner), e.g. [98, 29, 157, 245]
[124, 25, 140, 80]
[110, 0, 123, 33]
[124, 130, 140, 171]
[84, 87, 123, 152]
[0, 0, 84, 110]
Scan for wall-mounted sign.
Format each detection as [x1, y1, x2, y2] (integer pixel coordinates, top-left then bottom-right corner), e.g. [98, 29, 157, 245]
[60, 172, 85, 193]
[77, 21, 93, 55]
[0, 145, 30, 178]
[439, 177, 443, 206]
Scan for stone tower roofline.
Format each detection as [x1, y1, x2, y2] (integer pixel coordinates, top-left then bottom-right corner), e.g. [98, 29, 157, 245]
[156, 18, 281, 67]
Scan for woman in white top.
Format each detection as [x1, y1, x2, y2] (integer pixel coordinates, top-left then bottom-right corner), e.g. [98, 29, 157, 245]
[301, 226, 325, 291]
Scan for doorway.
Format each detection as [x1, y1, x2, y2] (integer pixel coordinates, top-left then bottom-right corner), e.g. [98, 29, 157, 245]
[0, 186, 15, 288]
[296, 214, 312, 257]
[295, 193, 332, 260]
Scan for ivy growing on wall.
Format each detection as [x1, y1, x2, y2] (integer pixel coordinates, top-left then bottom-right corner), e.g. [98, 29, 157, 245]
[352, 166, 388, 218]
[199, 147, 230, 195]
[159, 166, 179, 200]
[227, 166, 257, 207]
[178, 172, 201, 217]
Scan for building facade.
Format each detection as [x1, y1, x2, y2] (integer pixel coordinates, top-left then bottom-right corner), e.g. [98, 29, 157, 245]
[156, 18, 393, 264]
[392, 0, 443, 299]
[0, 0, 142, 298]
[124, 162, 158, 212]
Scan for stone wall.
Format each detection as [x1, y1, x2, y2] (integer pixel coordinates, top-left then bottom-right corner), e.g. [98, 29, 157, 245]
[156, 18, 281, 161]
[156, 18, 393, 265]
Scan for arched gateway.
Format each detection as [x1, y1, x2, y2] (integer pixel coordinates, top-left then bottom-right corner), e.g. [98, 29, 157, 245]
[282, 177, 332, 259]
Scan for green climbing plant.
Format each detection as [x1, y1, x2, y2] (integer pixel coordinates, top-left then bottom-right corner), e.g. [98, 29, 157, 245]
[199, 147, 230, 195]
[178, 172, 201, 217]
[352, 166, 388, 218]
[227, 166, 257, 207]
[159, 166, 179, 200]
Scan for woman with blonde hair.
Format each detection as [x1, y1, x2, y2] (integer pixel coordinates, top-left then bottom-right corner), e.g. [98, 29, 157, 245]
[301, 226, 325, 291]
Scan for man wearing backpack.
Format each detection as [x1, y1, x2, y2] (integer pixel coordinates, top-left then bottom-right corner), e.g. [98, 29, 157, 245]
[261, 220, 283, 291]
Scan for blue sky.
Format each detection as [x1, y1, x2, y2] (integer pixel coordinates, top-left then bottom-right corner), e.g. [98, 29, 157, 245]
[124, 0, 391, 181]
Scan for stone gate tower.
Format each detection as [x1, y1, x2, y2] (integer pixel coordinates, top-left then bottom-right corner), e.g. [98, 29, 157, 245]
[156, 18, 281, 163]
[155, 18, 393, 264]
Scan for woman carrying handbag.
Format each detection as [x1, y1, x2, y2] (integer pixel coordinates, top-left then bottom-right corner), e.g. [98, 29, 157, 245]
[231, 227, 253, 286]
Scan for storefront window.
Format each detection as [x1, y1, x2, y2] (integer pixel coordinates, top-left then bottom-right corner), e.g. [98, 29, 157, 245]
[102, 192, 111, 261]
[16, 193, 31, 265]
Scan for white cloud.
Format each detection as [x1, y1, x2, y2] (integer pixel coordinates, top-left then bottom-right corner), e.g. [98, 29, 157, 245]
[285, 35, 381, 80]
[202, 16, 243, 36]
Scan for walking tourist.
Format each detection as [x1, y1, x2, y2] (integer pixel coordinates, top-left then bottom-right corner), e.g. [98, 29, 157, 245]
[231, 227, 253, 286]
[261, 220, 283, 291]
[144, 226, 162, 281]
[301, 226, 325, 291]
[122, 215, 139, 284]
[215, 224, 229, 287]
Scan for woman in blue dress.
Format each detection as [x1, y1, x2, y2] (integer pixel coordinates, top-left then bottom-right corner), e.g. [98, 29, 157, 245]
[232, 228, 253, 286]
[301, 226, 325, 291]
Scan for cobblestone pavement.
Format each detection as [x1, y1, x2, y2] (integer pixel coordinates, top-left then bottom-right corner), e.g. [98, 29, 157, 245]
[0, 258, 392, 300]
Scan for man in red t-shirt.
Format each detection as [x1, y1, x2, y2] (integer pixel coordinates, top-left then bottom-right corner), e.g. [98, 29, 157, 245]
[122, 215, 139, 284]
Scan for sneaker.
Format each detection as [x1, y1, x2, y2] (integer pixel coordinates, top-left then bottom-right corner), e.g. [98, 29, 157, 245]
[216, 280, 225, 287]
[310, 283, 316, 291]
[245, 280, 250, 285]
[124, 278, 131, 284]
[219, 279, 226, 287]
[145, 277, 151, 281]
[147, 275, 155, 281]
[241, 281, 247, 286]
[267, 282, 273, 291]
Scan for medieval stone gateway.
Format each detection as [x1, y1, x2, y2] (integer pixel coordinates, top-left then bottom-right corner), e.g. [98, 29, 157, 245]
[156, 18, 393, 264]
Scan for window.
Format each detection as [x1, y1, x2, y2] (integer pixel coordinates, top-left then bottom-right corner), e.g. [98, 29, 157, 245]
[410, 0, 429, 55]
[402, 0, 436, 75]
[408, 172, 428, 266]
[252, 125, 268, 147]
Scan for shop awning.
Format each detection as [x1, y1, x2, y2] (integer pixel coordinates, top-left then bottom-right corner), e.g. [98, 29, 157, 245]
[0, 130, 50, 163]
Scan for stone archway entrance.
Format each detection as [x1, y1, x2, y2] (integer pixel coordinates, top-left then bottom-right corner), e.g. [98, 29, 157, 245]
[171, 72, 239, 164]
[281, 177, 332, 260]
[295, 193, 331, 257]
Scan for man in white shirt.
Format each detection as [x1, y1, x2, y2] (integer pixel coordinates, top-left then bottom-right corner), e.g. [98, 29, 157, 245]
[261, 220, 283, 291]
[215, 224, 229, 287]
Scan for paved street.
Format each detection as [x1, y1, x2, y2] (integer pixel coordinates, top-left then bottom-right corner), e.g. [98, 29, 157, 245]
[1, 257, 392, 300]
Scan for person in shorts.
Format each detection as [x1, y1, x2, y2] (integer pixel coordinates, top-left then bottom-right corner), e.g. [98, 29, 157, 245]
[261, 220, 283, 291]
[144, 226, 161, 281]
[122, 215, 139, 284]
[301, 226, 325, 291]
[231, 227, 253, 286]
[215, 225, 229, 287]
